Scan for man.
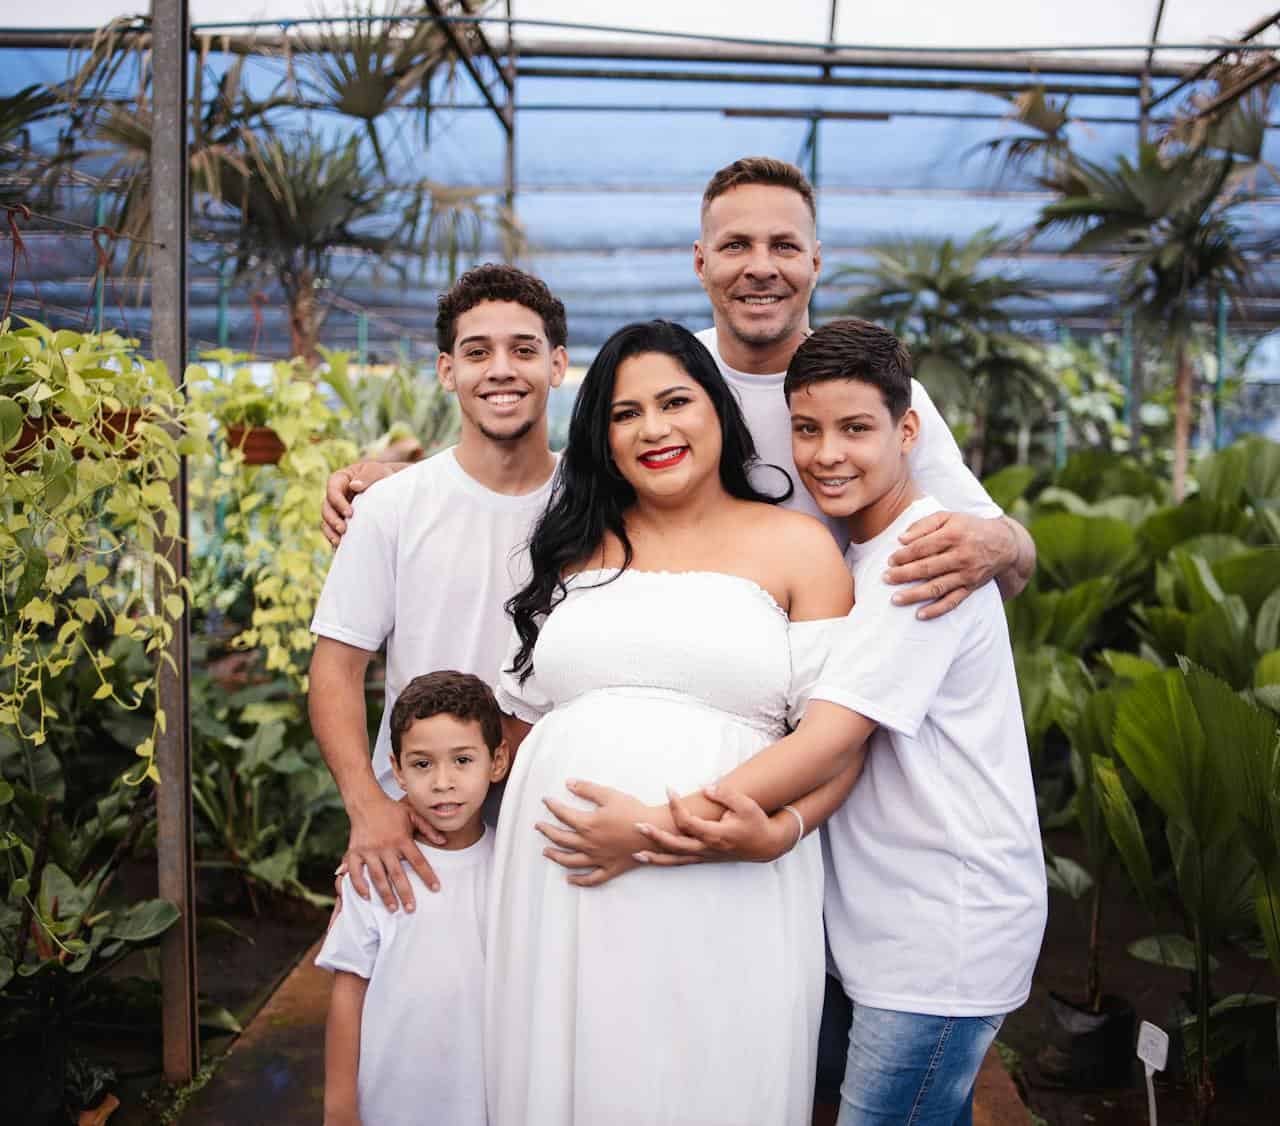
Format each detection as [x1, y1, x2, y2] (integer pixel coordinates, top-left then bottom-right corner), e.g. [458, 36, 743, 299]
[309, 264, 566, 915]
[690, 156, 1035, 609]
[324, 158, 1034, 613]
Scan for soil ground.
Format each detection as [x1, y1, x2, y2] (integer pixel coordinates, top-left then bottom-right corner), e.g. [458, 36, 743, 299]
[1000, 829, 1280, 1126]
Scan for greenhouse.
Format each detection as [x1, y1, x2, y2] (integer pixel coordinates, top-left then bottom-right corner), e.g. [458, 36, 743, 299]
[2, 3, 1279, 1124]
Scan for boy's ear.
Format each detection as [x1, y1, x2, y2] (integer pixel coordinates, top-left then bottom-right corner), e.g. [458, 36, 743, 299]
[437, 351, 456, 392]
[389, 756, 406, 792]
[899, 407, 920, 453]
[489, 740, 511, 783]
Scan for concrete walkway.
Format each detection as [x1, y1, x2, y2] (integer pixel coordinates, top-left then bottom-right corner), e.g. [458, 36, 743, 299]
[182, 939, 1029, 1125]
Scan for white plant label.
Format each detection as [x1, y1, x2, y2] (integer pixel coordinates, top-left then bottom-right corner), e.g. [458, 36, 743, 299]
[1137, 1020, 1169, 1072]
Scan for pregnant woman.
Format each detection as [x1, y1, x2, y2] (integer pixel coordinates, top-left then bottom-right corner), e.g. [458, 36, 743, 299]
[485, 321, 859, 1125]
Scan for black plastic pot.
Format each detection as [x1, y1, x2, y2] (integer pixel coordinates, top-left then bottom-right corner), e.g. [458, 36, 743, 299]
[1037, 992, 1137, 1088]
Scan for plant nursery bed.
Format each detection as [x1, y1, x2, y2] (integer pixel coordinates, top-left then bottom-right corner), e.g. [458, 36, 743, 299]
[63, 878, 330, 1126]
[999, 829, 1280, 1126]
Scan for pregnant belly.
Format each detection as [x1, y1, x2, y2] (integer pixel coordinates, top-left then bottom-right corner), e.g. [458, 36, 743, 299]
[507, 689, 776, 815]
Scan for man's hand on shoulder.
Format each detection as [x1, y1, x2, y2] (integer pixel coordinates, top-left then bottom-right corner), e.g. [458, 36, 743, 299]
[344, 789, 445, 910]
[321, 460, 410, 548]
[885, 511, 1031, 620]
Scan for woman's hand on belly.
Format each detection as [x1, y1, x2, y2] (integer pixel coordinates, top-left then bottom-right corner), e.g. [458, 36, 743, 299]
[537, 780, 668, 887]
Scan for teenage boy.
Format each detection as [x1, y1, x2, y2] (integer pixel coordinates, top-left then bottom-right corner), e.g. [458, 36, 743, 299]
[318, 670, 509, 1126]
[309, 264, 566, 914]
[638, 319, 1047, 1124]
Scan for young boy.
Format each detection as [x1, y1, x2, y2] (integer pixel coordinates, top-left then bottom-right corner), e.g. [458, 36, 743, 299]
[316, 671, 509, 1126]
[786, 318, 1048, 1124]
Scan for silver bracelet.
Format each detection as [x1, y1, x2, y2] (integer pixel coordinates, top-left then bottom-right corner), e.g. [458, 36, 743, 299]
[781, 804, 805, 853]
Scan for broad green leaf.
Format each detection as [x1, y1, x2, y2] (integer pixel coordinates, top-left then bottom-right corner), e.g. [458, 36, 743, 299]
[1029, 513, 1139, 590]
[982, 465, 1039, 511]
[0, 396, 23, 452]
[1045, 851, 1094, 900]
[1255, 588, 1280, 653]
[1256, 650, 1280, 688]
[1094, 756, 1160, 913]
[105, 898, 180, 943]
[1100, 650, 1163, 683]
[1139, 500, 1250, 559]
[1212, 548, 1280, 616]
[1128, 933, 1213, 972]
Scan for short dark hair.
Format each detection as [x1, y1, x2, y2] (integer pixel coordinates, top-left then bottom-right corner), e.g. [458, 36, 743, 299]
[389, 670, 503, 761]
[435, 264, 568, 352]
[784, 318, 914, 421]
[701, 157, 817, 222]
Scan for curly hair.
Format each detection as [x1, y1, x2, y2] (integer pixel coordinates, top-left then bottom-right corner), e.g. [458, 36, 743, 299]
[435, 264, 568, 352]
[389, 670, 503, 761]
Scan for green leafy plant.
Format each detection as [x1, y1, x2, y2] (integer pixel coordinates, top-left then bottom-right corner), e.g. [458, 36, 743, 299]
[1097, 663, 1279, 1123]
[190, 354, 358, 688]
[0, 320, 208, 783]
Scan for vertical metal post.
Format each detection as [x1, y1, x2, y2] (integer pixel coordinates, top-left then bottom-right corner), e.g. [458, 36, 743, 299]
[150, 0, 198, 1084]
[93, 195, 107, 333]
[1121, 308, 1134, 430]
[502, 0, 517, 263]
[1056, 325, 1070, 470]
[400, 335, 412, 372]
[1214, 289, 1227, 450]
[217, 258, 232, 351]
[357, 311, 369, 370]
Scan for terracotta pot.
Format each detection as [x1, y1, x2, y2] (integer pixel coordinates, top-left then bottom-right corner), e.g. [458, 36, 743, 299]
[225, 424, 285, 465]
[4, 409, 144, 464]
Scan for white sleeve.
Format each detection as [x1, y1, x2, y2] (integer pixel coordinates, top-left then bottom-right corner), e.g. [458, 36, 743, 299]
[786, 617, 840, 728]
[907, 380, 1003, 519]
[494, 623, 554, 724]
[314, 875, 381, 978]
[810, 578, 969, 738]
[310, 493, 396, 651]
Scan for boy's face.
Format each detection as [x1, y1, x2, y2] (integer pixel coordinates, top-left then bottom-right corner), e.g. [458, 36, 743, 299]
[391, 714, 509, 845]
[789, 378, 919, 521]
[437, 299, 567, 444]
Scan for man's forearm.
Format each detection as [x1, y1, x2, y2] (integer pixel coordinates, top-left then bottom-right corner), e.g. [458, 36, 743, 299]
[309, 641, 381, 814]
[996, 516, 1036, 601]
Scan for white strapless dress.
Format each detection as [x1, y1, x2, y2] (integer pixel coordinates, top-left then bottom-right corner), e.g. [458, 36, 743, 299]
[487, 569, 835, 1126]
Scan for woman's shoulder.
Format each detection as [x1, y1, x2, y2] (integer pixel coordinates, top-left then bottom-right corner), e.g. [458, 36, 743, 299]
[740, 501, 838, 549]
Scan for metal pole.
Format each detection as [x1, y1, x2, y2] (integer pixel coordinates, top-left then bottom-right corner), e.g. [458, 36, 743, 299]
[150, 0, 198, 1084]
[217, 258, 232, 351]
[357, 311, 369, 370]
[93, 195, 107, 333]
[1056, 325, 1070, 469]
[1214, 289, 1227, 450]
[503, 0, 517, 262]
[1121, 308, 1134, 430]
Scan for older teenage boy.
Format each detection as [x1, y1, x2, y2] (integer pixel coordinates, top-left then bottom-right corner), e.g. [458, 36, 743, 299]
[309, 265, 566, 914]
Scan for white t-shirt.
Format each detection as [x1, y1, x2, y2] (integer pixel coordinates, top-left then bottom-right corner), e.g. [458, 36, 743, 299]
[812, 496, 1047, 1018]
[311, 447, 553, 796]
[316, 834, 492, 1126]
[694, 327, 1001, 546]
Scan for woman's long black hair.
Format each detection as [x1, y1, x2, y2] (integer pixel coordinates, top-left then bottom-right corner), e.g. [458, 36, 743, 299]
[506, 319, 792, 682]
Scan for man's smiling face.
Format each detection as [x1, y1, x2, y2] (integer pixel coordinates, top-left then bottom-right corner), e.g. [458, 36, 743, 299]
[437, 300, 567, 443]
[694, 183, 821, 362]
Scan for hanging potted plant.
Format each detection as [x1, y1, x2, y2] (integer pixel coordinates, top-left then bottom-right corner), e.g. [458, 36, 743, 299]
[197, 355, 286, 465]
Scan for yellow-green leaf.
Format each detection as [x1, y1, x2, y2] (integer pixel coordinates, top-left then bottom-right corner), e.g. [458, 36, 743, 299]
[92, 684, 112, 701]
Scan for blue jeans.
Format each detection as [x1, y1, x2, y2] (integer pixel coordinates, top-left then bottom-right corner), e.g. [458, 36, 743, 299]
[835, 1003, 1004, 1126]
